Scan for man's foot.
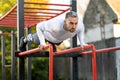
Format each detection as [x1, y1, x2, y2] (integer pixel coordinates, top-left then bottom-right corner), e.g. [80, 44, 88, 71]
[19, 37, 27, 51]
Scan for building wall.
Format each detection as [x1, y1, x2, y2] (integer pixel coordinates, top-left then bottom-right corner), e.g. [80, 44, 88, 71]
[84, 23, 114, 43]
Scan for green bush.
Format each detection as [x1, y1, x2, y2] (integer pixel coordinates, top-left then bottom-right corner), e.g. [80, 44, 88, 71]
[32, 58, 49, 80]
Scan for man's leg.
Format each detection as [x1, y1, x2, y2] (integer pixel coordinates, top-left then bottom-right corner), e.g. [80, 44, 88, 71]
[51, 43, 57, 52]
[47, 42, 62, 52]
[19, 36, 27, 51]
[19, 33, 39, 51]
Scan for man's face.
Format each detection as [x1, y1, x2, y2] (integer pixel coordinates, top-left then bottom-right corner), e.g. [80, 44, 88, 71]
[64, 17, 78, 33]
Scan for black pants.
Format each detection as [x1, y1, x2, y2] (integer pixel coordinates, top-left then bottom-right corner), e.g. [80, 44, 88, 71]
[46, 40, 62, 52]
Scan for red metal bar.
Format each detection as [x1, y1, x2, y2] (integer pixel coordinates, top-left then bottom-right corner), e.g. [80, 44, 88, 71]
[24, 14, 54, 17]
[18, 44, 54, 80]
[0, 23, 16, 26]
[79, 46, 120, 80]
[24, 2, 71, 6]
[6, 15, 54, 21]
[12, 10, 58, 14]
[18, 45, 49, 56]
[1, 20, 16, 22]
[54, 44, 97, 80]
[24, 7, 65, 11]
[0, 1, 71, 28]
[0, 24, 16, 27]
[24, 16, 51, 19]
[49, 44, 54, 80]
[49, 8, 70, 19]
[54, 45, 92, 55]
[0, 3, 70, 28]
[24, 11, 59, 14]
[5, 18, 16, 20]
[1, 23, 16, 26]
[7, 14, 52, 18]
[91, 44, 97, 80]
[81, 46, 120, 55]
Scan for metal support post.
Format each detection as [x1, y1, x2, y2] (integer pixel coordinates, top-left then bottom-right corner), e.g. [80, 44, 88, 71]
[17, 0, 25, 80]
[11, 31, 16, 80]
[26, 27, 31, 80]
[1, 34, 6, 80]
[71, 0, 78, 80]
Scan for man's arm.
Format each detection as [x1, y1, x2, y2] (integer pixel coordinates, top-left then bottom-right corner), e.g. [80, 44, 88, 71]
[77, 22, 87, 46]
[36, 23, 47, 46]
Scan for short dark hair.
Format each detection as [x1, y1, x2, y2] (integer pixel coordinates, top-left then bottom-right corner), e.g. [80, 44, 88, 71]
[65, 11, 78, 19]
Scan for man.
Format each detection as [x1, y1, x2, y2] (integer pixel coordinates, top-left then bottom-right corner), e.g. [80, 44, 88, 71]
[19, 11, 87, 52]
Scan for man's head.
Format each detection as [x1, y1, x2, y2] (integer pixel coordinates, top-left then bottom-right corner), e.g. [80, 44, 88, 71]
[64, 11, 78, 33]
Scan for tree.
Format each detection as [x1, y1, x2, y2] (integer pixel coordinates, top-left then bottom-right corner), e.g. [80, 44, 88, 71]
[0, 0, 16, 16]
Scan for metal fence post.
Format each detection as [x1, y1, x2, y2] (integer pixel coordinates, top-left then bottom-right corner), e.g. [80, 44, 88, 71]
[26, 27, 32, 80]
[1, 34, 6, 80]
[71, 0, 78, 80]
[17, 0, 25, 80]
[11, 31, 16, 80]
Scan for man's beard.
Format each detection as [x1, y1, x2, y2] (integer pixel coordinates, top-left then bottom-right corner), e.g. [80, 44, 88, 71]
[69, 29, 76, 33]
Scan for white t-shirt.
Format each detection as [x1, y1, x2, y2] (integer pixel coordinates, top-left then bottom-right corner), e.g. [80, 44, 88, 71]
[36, 18, 86, 46]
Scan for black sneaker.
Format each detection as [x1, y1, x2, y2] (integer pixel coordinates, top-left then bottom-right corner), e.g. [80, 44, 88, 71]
[19, 37, 27, 51]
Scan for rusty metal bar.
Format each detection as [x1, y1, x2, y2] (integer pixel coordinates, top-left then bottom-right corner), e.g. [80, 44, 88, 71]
[81, 46, 120, 55]
[49, 44, 54, 80]
[24, 2, 71, 6]
[18, 45, 49, 56]
[24, 7, 67, 11]
[91, 44, 97, 80]
[54, 45, 92, 55]
[54, 44, 97, 80]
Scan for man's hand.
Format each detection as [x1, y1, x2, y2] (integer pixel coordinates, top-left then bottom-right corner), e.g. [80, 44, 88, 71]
[38, 45, 47, 50]
[81, 44, 88, 50]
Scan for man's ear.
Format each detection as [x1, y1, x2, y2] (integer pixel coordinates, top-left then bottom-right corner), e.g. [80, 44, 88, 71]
[64, 20, 66, 25]
[64, 19, 68, 24]
[64, 19, 66, 23]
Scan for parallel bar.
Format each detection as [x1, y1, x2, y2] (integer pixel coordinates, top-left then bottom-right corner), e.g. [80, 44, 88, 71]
[17, 46, 120, 57]
[54, 45, 92, 55]
[91, 44, 97, 80]
[0, 24, 16, 28]
[11, 11, 58, 14]
[48, 8, 70, 19]
[24, 7, 65, 11]
[24, 2, 71, 6]
[15, 51, 49, 57]
[54, 44, 97, 80]
[81, 46, 120, 55]
[4, 16, 48, 20]
[18, 45, 49, 57]
[49, 44, 54, 80]
[18, 44, 98, 80]
[18, 44, 53, 80]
